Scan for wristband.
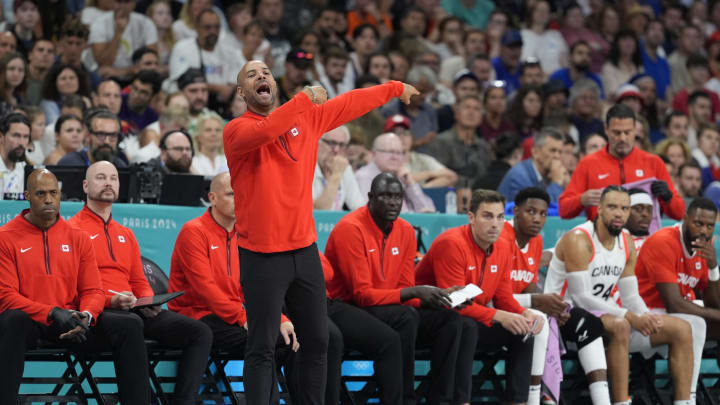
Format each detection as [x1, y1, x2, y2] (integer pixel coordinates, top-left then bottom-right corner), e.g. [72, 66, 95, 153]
[514, 293, 532, 308]
[709, 265, 719, 282]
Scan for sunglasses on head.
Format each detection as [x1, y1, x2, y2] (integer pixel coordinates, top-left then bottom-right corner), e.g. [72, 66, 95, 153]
[294, 51, 313, 60]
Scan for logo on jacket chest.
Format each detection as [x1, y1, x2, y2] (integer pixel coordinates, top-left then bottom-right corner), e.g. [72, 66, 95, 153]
[117, 235, 125, 243]
[289, 127, 299, 137]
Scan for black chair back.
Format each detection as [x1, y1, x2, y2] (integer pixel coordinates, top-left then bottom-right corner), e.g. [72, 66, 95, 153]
[141, 256, 170, 295]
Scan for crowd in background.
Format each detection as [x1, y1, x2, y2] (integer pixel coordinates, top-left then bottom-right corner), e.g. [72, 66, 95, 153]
[0, 0, 718, 213]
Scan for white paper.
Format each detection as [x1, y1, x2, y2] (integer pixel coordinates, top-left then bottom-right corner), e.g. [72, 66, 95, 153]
[449, 283, 483, 308]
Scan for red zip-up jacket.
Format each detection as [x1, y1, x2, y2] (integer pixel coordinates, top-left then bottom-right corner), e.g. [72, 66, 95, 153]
[499, 221, 543, 293]
[0, 210, 105, 325]
[223, 81, 404, 253]
[415, 225, 525, 326]
[324, 206, 419, 307]
[319, 252, 333, 296]
[68, 205, 153, 307]
[559, 146, 684, 220]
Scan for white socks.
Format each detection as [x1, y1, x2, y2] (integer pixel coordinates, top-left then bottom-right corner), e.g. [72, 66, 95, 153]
[673, 401, 691, 405]
[691, 392, 696, 405]
[589, 381, 611, 405]
[612, 401, 630, 405]
[528, 384, 541, 405]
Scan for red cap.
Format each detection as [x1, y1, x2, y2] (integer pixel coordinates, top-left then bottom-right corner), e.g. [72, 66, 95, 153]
[707, 30, 720, 49]
[384, 114, 410, 132]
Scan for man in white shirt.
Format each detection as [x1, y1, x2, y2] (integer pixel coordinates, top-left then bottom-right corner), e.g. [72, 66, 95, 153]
[167, 9, 242, 104]
[318, 46, 353, 99]
[313, 125, 365, 211]
[89, 0, 158, 74]
[0, 113, 30, 197]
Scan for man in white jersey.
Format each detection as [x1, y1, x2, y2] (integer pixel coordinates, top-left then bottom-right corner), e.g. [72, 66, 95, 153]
[501, 187, 612, 405]
[546, 185, 695, 405]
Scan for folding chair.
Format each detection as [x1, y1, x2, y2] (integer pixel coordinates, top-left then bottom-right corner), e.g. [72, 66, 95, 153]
[18, 343, 90, 405]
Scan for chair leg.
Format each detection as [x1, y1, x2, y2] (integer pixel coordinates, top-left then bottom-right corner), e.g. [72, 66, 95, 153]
[76, 356, 108, 405]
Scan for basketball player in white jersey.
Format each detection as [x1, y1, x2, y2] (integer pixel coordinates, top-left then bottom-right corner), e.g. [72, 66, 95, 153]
[546, 185, 695, 405]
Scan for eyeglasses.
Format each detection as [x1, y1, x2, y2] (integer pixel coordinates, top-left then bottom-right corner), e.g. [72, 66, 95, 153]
[375, 149, 406, 157]
[167, 146, 192, 153]
[91, 131, 119, 141]
[320, 138, 348, 149]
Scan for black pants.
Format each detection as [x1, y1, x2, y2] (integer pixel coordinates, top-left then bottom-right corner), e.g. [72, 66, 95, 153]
[0, 308, 150, 405]
[141, 309, 213, 405]
[239, 243, 328, 405]
[325, 299, 404, 405]
[474, 320, 534, 403]
[365, 305, 465, 405]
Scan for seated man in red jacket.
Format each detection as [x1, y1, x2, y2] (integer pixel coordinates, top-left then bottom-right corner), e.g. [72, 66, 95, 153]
[0, 169, 150, 404]
[168, 172, 299, 400]
[559, 104, 684, 220]
[416, 189, 545, 405]
[325, 172, 476, 405]
[68, 161, 213, 405]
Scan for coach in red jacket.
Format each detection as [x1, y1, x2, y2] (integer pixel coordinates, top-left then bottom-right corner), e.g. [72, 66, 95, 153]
[69, 161, 213, 405]
[559, 104, 684, 220]
[223, 59, 419, 404]
[0, 170, 149, 404]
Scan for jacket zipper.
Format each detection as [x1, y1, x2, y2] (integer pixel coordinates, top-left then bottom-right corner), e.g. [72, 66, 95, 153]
[379, 236, 387, 280]
[226, 235, 232, 276]
[618, 159, 625, 184]
[478, 255, 487, 289]
[104, 223, 116, 261]
[278, 137, 298, 161]
[43, 230, 51, 275]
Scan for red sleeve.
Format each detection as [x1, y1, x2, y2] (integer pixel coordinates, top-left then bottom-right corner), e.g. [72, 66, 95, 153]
[639, 236, 679, 285]
[328, 222, 402, 307]
[0, 239, 54, 324]
[559, 158, 589, 218]
[75, 235, 106, 323]
[397, 226, 420, 308]
[174, 226, 246, 326]
[128, 234, 154, 299]
[308, 81, 404, 135]
[223, 91, 314, 154]
[430, 238, 498, 326]
[654, 159, 685, 220]
[492, 255, 526, 314]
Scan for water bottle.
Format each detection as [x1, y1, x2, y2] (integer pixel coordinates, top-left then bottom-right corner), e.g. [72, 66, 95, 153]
[445, 187, 457, 214]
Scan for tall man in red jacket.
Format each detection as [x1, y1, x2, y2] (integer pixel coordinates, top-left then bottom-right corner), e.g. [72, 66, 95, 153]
[559, 104, 684, 220]
[0, 169, 149, 404]
[325, 172, 475, 405]
[68, 161, 213, 405]
[223, 59, 418, 404]
[416, 189, 545, 405]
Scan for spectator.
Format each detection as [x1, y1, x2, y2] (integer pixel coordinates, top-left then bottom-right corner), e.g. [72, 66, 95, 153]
[168, 9, 240, 105]
[668, 25, 703, 95]
[388, 51, 410, 82]
[498, 127, 567, 203]
[614, 84, 644, 115]
[677, 162, 703, 204]
[708, 31, 720, 81]
[549, 41, 604, 97]
[427, 96, 491, 191]
[0, 52, 26, 113]
[0, 32, 17, 60]
[601, 30, 643, 100]
[0, 169, 149, 405]
[437, 69, 480, 133]
[687, 90, 714, 150]
[43, 114, 84, 165]
[130, 47, 163, 77]
[55, 20, 98, 89]
[8, 0, 39, 58]
[629, 73, 664, 143]
[381, 66, 439, 149]
[559, 2, 609, 74]
[521, 0, 569, 75]
[80, 0, 113, 25]
[319, 46, 352, 99]
[414, 50, 454, 106]
[345, 0, 392, 40]
[313, 7, 352, 51]
[132, 105, 188, 164]
[69, 161, 214, 404]
[312, 125, 364, 211]
[559, 104, 684, 220]
[58, 108, 127, 168]
[325, 172, 474, 404]
[568, 78, 603, 143]
[691, 123, 720, 189]
[672, 54, 720, 122]
[580, 132, 607, 157]
[439, 29, 487, 85]
[633, 114, 653, 153]
[225, 89, 246, 119]
[655, 138, 691, 178]
[492, 29, 523, 94]
[660, 3, 685, 56]
[39, 94, 86, 158]
[479, 81, 515, 140]
[92, 79, 122, 115]
[473, 131, 523, 191]
[22, 106, 44, 164]
[89, 0, 158, 74]
[296, 30, 323, 79]
[430, 16, 464, 61]
[177, 68, 210, 126]
[623, 4, 652, 39]
[441, 0, 494, 29]
[147, 129, 193, 174]
[561, 133, 579, 175]
[594, 5, 621, 44]
[0, 112, 30, 195]
[467, 53, 495, 85]
[277, 48, 315, 104]
[146, 0, 175, 65]
[119, 70, 162, 134]
[348, 24, 381, 78]
[236, 21, 272, 69]
[190, 112, 225, 176]
[517, 59, 545, 89]
[664, 111, 689, 141]
[172, 0, 228, 41]
[40, 64, 91, 125]
[365, 52, 392, 83]
[345, 74, 384, 152]
[255, 0, 291, 75]
[355, 133, 435, 213]
[640, 20, 671, 101]
[24, 39, 54, 106]
[541, 79, 569, 118]
[506, 85, 543, 139]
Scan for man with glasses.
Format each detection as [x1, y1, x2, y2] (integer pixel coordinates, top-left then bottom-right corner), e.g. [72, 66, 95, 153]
[355, 132, 435, 212]
[312, 125, 365, 211]
[58, 108, 127, 168]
